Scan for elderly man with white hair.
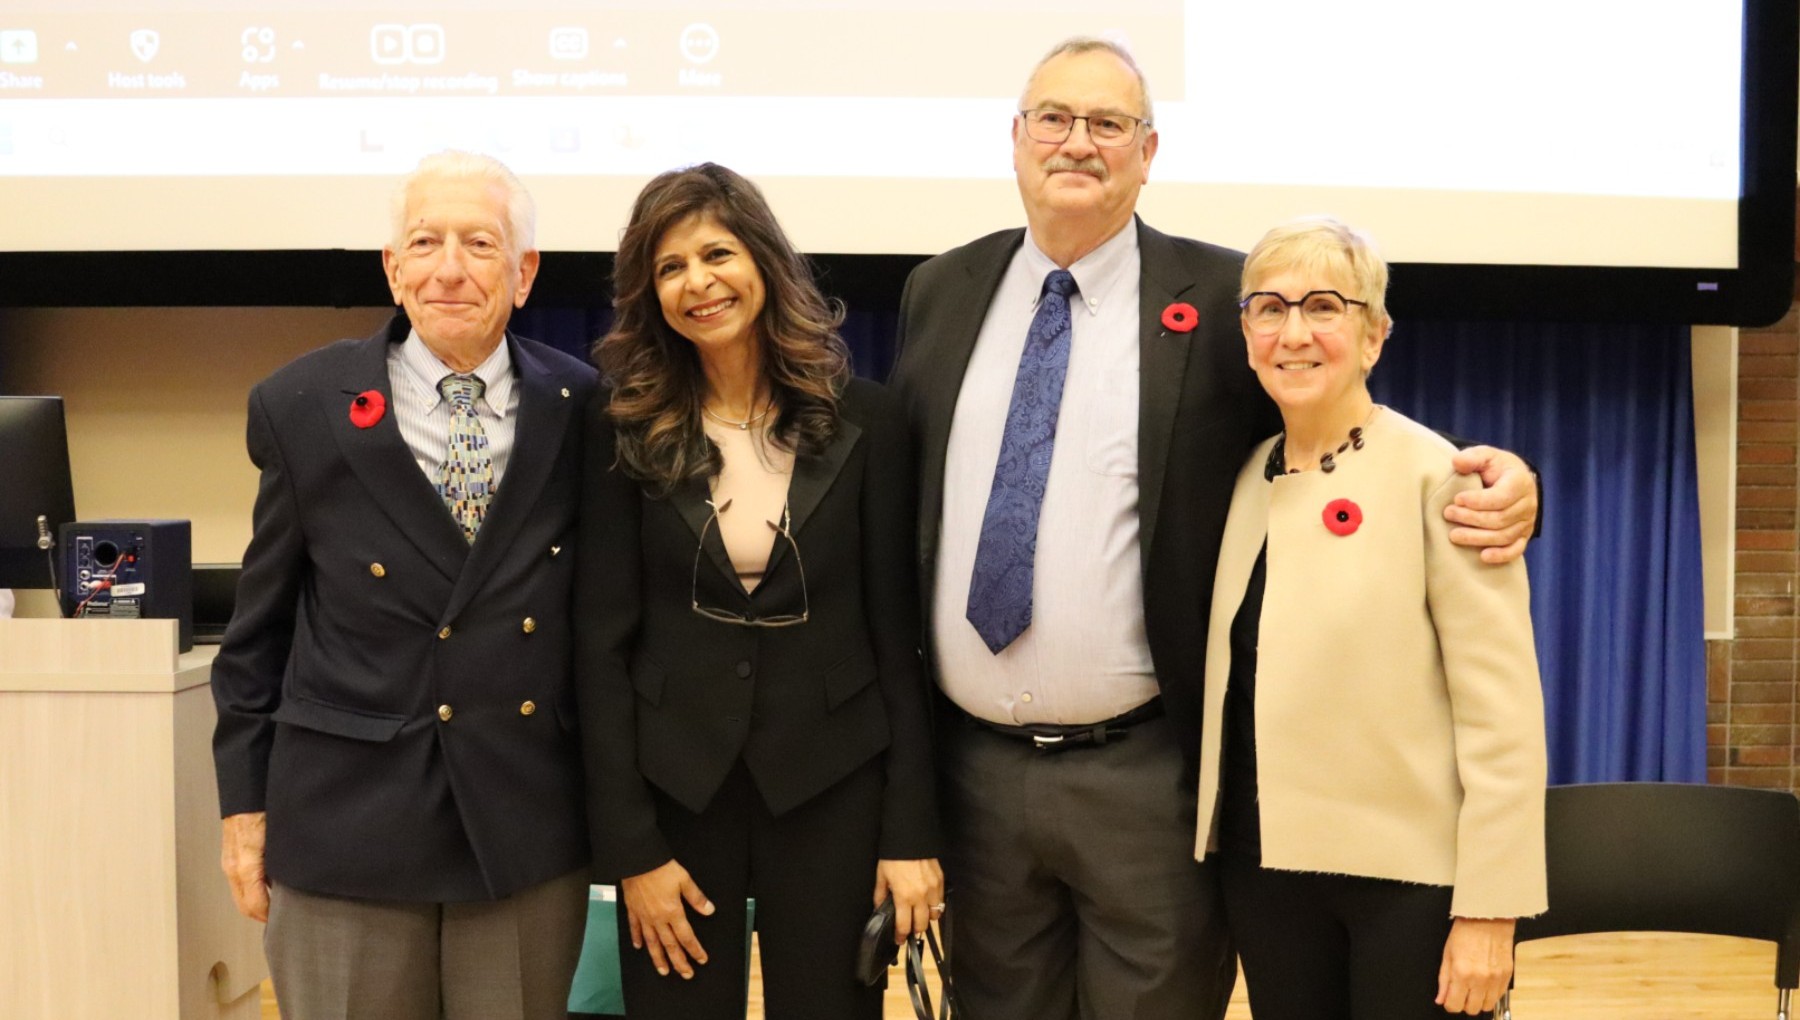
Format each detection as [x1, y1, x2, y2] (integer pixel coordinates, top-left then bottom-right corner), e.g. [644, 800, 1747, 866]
[211, 151, 597, 1020]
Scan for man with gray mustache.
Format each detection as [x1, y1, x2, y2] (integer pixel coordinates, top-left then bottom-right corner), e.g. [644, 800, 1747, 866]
[889, 37, 1539, 1020]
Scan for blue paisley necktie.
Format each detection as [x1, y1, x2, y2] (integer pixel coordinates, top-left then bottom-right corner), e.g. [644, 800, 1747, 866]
[436, 374, 494, 543]
[966, 269, 1078, 654]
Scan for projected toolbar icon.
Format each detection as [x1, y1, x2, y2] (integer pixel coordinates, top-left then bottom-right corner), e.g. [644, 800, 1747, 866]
[371, 25, 403, 63]
[371, 24, 444, 65]
[0, 30, 38, 65]
[242, 27, 276, 63]
[549, 27, 588, 61]
[130, 29, 159, 63]
[679, 24, 719, 65]
[410, 25, 443, 63]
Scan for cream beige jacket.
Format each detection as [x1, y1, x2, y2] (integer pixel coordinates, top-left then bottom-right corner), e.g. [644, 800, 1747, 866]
[1195, 408, 1548, 919]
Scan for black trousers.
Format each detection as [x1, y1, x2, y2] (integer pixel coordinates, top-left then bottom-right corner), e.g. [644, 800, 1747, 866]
[616, 758, 886, 1020]
[1218, 854, 1488, 1020]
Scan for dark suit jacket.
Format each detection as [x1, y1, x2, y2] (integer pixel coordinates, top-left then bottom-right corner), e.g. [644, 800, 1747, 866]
[211, 314, 598, 902]
[574, 377, 940, 880]
[890, 218, 1282, 768]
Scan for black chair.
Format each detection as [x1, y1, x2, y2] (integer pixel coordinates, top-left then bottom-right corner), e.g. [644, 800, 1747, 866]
[1499, 782, 1800, 1020]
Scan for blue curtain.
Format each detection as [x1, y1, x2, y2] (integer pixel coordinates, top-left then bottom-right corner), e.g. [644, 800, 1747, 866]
[1370, 322, 1707, 784]
[521, 306, 1708, 786]
[513, 306, 611, 363]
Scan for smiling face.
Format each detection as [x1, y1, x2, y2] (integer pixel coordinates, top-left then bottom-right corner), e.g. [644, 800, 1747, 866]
[1013, 48, 1158, 245]
[382, 173, 538, 362]
[1243, 268, 1385, 417]
[653, 212, 767, 358]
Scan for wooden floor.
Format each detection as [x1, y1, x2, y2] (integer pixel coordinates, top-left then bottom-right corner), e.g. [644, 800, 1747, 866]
[259, 931, 1786, 1017]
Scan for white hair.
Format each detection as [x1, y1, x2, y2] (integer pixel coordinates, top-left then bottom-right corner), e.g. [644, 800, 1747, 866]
[389, 150, 536, 253]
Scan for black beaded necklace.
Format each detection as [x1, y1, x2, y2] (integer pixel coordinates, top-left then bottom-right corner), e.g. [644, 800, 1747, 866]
[1263, 424, 1368, 481]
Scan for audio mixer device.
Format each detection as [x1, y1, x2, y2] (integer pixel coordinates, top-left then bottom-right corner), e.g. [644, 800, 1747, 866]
[59, 520, 194, 652]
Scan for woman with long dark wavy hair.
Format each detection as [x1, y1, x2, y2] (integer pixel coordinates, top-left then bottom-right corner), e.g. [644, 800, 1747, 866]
[573, 162, 943, 1019]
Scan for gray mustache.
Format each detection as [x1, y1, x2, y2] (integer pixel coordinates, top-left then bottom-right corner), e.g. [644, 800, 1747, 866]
[1042, 156, 1108, 179]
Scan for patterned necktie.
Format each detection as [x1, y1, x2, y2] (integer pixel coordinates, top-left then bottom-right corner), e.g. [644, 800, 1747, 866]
[436, 375, 494, 543]
[966, 269, 1079, 654]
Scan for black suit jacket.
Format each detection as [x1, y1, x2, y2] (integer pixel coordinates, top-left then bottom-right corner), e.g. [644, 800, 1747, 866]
[574, 377, 940, 880]
[211, 314, 599, 902]
[890, 218, 1282, 767]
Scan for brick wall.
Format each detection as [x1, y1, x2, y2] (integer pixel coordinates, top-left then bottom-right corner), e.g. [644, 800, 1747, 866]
[1709, 273, 1800, 788]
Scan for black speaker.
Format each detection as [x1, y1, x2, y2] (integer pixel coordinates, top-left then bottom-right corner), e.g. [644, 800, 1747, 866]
[59, 519, 193, 652]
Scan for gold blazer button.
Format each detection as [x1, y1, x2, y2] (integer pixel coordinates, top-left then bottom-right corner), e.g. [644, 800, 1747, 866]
[438, 626, 452, 640]
[370, 563, 386, 578]
[522, 617, 537, 634]
[437, 704, 454, 722]
[520, 700, 537, 716]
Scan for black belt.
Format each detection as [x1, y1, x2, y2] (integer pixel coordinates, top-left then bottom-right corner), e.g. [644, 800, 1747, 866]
[962, 698, 1164, 752]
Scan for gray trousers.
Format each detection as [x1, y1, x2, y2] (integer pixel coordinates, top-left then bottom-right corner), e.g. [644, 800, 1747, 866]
[265, 868, 589, 1020]
[941, 715, 1235, 1020]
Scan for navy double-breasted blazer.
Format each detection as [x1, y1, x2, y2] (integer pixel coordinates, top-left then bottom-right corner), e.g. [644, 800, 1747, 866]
[211, 314, 598, 902]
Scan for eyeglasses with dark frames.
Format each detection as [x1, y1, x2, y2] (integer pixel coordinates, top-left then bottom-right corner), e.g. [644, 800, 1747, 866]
[691, 498, 809, 628]
[1018, 108, 1148, 147]
[1239, 290, 1369, 335]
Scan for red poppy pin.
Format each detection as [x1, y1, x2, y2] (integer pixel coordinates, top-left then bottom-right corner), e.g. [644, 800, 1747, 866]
[1160, 302, 1198, 333]
[349, 390, 386, 429]
[1322, 498, 1362, 537]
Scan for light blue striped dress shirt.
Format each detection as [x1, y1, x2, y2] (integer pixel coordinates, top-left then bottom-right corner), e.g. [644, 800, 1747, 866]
[386, 330, 519, 490]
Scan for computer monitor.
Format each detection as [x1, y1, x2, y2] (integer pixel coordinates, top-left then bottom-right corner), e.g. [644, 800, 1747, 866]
[191, 563, 241, 645]
[0, 396, 77, 589]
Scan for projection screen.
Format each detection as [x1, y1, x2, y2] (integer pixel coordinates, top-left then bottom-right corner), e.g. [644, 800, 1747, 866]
[0, 1, 1793, 322]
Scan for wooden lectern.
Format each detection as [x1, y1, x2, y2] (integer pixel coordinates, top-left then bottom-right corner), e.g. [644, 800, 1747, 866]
[0, 619, 266, 1020]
